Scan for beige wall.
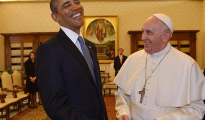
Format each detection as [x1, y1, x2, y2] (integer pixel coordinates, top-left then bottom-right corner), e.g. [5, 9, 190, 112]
[0, 1, 204, 71]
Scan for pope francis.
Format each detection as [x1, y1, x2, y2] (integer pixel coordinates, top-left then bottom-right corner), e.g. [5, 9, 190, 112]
[114, 13, 205, 120]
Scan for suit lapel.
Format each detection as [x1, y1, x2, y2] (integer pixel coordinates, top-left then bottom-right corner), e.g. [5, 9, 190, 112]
[122, 55, 125, 63]
[118, 56, 122, 65]
[57, 29, 96, 87]
[118, 56, 120, 63]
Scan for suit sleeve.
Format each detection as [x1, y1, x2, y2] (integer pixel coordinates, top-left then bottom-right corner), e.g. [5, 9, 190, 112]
[114, 57, 118, 71]
[124, 56, 128, 61]
[35, 44, 93, 120]
[24, 61, 31, 78]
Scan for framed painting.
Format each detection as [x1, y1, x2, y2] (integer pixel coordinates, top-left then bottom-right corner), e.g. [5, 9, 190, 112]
[83, 16, 118, 63]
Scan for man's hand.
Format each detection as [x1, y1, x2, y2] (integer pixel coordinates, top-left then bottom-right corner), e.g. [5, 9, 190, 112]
[118, 115, 129, 120]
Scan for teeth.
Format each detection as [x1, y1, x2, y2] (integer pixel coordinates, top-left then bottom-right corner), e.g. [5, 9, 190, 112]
[71, 13, 81, 18]
[144, 42, 151, 45]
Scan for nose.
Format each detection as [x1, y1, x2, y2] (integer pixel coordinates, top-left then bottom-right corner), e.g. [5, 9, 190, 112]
[71, 3, 80, 11]
[141, 32, 146, 41]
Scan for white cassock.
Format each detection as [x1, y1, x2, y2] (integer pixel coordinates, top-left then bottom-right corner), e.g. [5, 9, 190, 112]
[114, 43, 205, 120]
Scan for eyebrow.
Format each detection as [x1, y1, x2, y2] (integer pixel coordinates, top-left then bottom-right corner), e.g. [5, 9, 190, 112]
[62, 1, 70, 8]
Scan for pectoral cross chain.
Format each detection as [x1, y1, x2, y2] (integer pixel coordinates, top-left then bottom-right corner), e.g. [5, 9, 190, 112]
[139, 87, 145, 103]
[138, 47, 171, 103]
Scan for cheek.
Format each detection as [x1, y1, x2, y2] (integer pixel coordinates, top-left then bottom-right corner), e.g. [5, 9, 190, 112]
[80, 5, 84, 12]
[62, 12, 69, 20]
[149, 36, 155, 42]
[59, 11, 70, 20]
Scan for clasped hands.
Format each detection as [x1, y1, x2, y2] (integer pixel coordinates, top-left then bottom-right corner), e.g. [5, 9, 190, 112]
[30, 76, 36, 83]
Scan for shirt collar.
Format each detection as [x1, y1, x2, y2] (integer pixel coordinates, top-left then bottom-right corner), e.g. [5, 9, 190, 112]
[148, 43, 171, 58]
[61, 26, 83, 44]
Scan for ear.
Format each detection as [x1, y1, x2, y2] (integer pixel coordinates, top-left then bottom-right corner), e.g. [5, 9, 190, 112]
[51, 13, 59, 23]
[162, 31, 172, 43]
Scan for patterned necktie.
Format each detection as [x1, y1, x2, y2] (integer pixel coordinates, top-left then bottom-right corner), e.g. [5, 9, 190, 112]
[78, 36, 96, 85]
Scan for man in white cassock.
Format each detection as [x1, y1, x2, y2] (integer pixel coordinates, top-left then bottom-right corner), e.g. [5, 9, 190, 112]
[114, 13, 205, 120]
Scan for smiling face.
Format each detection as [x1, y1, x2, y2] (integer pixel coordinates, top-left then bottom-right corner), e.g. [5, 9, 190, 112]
[51, 0, 84, 34]
[141, 16, 171, 54]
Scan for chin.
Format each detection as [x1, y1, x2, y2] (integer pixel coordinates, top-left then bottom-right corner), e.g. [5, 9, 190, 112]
[144, 49, 150, 53]
[77, 21, 84, 27]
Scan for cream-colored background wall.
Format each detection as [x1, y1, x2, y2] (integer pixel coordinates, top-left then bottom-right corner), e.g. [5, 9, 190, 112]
[0, 1, 204, 71]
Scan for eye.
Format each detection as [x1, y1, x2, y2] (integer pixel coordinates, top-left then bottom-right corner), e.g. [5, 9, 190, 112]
[146, 30, 152, 35]
[63, 3, 71, 9]
[75, 1, 80, 5]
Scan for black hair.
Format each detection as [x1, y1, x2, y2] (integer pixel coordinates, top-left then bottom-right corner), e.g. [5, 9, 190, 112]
[28, 52, 35, 62]
[50, 0, 58, 13]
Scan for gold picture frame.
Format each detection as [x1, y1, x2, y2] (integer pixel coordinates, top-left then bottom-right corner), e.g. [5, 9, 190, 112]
[83, 15, 118, 64]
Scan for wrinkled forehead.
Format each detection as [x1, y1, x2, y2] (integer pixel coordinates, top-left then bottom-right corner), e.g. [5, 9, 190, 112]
[55, 0, 69, 7]
[146, 16, 164, 25]
[143, 16, 163, 30]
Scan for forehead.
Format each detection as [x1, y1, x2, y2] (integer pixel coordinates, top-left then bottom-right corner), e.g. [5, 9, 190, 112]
[142, 16, 162, 31]
[56, 0, 68, 5]
[30, 53, 35, 56]
[55, 0, 74, 7]
[57, 0, 79, 4]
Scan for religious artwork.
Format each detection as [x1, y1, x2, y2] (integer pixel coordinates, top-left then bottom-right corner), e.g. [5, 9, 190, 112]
[83, 16, 118, 63]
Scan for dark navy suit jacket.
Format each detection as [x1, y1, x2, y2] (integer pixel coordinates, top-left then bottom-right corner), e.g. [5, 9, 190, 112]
[36, 29, 108, 120]
[114, 55, 127, 76]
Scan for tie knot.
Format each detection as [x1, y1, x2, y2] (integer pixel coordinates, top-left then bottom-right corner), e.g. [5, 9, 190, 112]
[78, 36, 84, 43]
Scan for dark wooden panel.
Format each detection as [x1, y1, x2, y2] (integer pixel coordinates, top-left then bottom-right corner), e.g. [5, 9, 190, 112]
[1, 32, 57, 72]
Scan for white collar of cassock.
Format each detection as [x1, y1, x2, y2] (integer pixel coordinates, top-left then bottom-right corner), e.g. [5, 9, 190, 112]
[147, 43, 171, 59]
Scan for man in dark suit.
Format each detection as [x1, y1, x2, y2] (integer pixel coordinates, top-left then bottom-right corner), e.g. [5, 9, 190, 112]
[35, 0, 108, 119]
[114, 48, 127, 76]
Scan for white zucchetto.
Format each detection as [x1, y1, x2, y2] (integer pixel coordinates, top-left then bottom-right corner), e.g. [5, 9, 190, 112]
[153, 13, 173, 33]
